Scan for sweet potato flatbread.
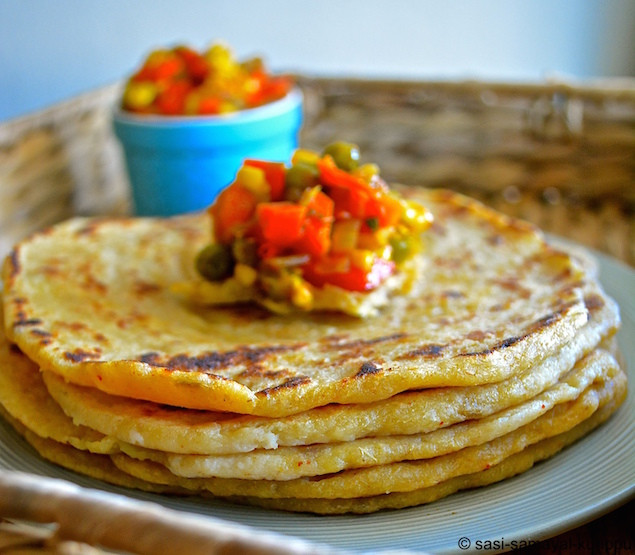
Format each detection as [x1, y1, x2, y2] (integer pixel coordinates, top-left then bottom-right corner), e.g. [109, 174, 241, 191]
[39, 283, 618, 455]
[0, 309, 622, 483]
[2, 189, 591, 417]
[108, 367, 626, 499]
[115, 349, 622, 480]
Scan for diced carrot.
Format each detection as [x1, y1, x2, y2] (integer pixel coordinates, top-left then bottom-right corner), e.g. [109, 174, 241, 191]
[304, 190, 334, 221]
[295, 217, 331, 257]
[256, 202, 307, 247]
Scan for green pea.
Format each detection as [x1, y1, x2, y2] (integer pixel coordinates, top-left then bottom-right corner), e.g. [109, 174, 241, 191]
[390, 236, 414, 264]
[196, 244, 234, 281]
[322, 141, 360, 171]
[284, 163, 318, 201]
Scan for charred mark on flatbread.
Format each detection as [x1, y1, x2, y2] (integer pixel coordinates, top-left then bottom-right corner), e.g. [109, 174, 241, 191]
[400, 343, 446, 359]
[138, 344, 302, 373]
[13, 314, 42, 328]
[335, 333, 408, 351]
[257, 376, 312, 396]
[7, 248, 21, 282]
[460, 302, 578, 357]
[30, 329, 52, 337]
[487, 234, 505, 246]
[356, 361, 382, 376]
[30, 329, 52, 345]
[64, 349, 102, 362]
[584, 294, 605, 313]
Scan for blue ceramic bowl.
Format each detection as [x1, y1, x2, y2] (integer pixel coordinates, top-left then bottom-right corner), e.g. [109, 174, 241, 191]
[113, 88, 303, 216]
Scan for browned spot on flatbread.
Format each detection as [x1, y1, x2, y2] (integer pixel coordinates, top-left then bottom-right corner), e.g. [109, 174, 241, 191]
[138, 344, 303, 374]
[134, 281, 162, 295]
[64, 349, 102, 362]
[493, 277, 531, 299]
[7, 247, 21, 282]
[30, 329, 52, 344]
[258, 376, 312, 396]
[77, 262, 108, 295]
[13, 314, 42, 328]
[584, 294, 605, 313]
[238, 367, 292, 380]
[334, 333, 408, 352]
[487, 234, 505, 246]
[356, 361, 382, 376]
[398, 343, 445, 360]
[442, 290, 465, 300]
[461, 302, 577, 357]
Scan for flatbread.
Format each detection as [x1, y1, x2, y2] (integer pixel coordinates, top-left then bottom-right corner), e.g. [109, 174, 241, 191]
[108, 365, 626, 500]
[0, 330, 116, 455]
[39, 284, 618, 455]
[4, 400, 618, 514]
[229, 399, 621, 514]
[2, 189, 591, 416]
[114, 349, 622, 480]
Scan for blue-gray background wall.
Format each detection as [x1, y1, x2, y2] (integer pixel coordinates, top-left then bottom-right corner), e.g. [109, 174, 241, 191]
[1, 0, 634, 122]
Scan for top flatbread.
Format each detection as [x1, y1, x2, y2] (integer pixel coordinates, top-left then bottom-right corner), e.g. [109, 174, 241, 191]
[1, 189, 592, 417]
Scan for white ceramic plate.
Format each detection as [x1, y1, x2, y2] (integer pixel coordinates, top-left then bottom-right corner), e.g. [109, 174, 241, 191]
[0, 247, 633, 554]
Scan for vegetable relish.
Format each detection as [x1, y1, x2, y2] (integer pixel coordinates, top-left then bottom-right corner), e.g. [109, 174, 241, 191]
[121, 42, 293, 115]
[195, 142, 433, 314]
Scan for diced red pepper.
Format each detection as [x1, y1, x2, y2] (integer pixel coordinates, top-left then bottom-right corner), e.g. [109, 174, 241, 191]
[318, 156, 372, 194]
[155, 80, 191, 115]
[317, 156, 398, 225]
[244, 160, 287, 201]
[304, 190, 334, 221]
[258, 242, 282, 260]
[174, 46, 209, 84]
[302, 257, 395, 292]
[295, 217, 332, 257]
[362, 190, 403, 228]
[149, 55, 185, 82]
[210, 184, 258, 243]
[256, 202, 307, 246]
[196, 96, 222, 115]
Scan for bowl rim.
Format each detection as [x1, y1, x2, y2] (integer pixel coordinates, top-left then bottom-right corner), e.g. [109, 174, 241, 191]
[112, 87, 303, 127]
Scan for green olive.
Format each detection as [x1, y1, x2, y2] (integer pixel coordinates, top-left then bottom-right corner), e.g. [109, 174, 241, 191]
[284, 163, 318, 201]
[196, 244, 234, 281]
[322, 141, 360, 171]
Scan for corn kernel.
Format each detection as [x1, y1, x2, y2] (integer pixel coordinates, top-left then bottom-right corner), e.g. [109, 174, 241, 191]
[403, 201, 434, 231]
[292, 149, 320, 166]
[123, 82, 158, 109]
[291, 278, 314, 310]
[350, 250, 375, 272]
[234, 263, 258, 286]
[354, 163, 380, 183]
[236, 166, 269, 200]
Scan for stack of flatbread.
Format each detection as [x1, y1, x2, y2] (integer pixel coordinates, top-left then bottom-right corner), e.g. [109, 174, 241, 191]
[0, 188, 626, 514]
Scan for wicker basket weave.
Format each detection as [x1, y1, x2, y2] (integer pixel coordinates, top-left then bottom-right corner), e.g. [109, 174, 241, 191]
[1, 77, 633, 266]
[298, 77, 635, 266]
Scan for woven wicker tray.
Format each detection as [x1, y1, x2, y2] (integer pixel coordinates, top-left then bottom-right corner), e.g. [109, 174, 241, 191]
[0, 77, 633, 554]
[1, 77, 633, 266]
